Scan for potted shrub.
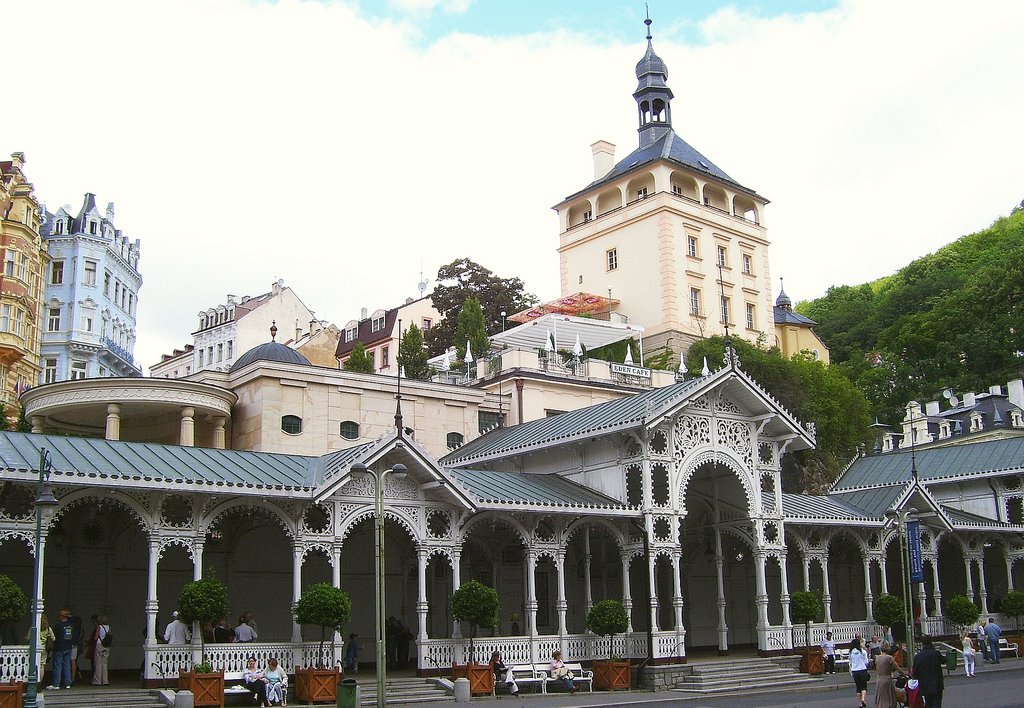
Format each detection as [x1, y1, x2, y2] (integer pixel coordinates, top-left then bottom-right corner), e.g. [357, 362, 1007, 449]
[294, 583, 351, 704]
[586, 599, 630, 690]
[790, 591, 824, 674]
[999, 590, 1024, 646]
[875, 594, 907, 664]
[450, 580, 499, 696]
[945, 594, 980, 632]
[0, 579, 26, 708]
[177, 575, 229, 708]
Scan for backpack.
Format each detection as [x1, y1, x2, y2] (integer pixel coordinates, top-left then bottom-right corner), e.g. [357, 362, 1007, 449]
[101, 629, 113, 648]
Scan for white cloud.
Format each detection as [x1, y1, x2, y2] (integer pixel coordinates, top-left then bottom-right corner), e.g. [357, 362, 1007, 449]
[4, 0, 1022, 372]
[388, 0, 472, 16]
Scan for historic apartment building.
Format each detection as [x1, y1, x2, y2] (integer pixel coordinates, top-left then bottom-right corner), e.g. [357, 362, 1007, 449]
[336, 295, 442, 374]
[554, 31, 773, 361]
[0, 152, 47, 409]
[40, 193, 143, 382]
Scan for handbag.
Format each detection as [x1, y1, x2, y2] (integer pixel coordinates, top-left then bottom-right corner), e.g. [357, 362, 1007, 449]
[45, 636, 54, 652]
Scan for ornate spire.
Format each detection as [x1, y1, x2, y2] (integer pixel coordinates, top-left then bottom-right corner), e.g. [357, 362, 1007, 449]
[270, 320, 278, 341]
[633, 13, 674, 147]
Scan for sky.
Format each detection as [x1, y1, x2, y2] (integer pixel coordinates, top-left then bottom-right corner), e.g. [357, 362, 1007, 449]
[3, 0, 1022, 372]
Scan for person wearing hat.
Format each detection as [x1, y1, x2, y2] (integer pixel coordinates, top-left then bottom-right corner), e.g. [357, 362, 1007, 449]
[163, 611, 192, 644]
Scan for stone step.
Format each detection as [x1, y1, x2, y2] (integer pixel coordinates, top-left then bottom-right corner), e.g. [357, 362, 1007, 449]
[36, 688, 163, 708]
[673, 676, 824, 696]
[670, 657, 822, 695]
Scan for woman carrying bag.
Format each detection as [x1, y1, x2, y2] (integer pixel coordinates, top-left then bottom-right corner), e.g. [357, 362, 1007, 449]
[848, 638, 870, 708]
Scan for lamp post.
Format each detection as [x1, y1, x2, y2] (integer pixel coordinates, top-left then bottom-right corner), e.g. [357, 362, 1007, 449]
[884, 506, 919, 662]
[350, 461, 408, 708]
[25, 448, 59, 708]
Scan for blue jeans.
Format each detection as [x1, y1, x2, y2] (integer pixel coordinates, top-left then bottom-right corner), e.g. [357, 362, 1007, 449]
[988, 637, 1000, 663]
[52, 648, 72, 687]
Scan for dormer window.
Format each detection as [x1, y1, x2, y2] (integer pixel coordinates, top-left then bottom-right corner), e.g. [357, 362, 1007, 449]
[371, 315, 385, 333]
[54, 220, 65, 235]
[89, 221, 97, 235]
[345, 326, 357, 342]
[1011, 410, 1023, 428]
[969, 412, 984, 432]
[939, 421, 951, 439]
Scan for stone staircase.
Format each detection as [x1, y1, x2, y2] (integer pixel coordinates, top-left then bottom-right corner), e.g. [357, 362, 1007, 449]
[671, 656, 822, 696]
[33, 678, 452, 707]
[34, 687, 164, 708]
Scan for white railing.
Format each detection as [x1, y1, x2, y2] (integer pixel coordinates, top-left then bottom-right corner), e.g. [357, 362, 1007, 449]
[763, 626, 793, 651]
[145, 641, 341, 681]
[0, 646, 37, 683]
[418, 631, 682, 670]
[805, 622, 881, 646]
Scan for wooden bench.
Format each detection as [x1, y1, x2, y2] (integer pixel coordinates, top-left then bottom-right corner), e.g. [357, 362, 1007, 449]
[993, 638, 1019, 658]
[220, 671, 288, 706]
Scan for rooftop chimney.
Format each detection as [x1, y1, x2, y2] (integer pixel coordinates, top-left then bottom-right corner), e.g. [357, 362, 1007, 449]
[925, 401, 939, 416]
[1008, 379, 1024, 409]
[964, 392, 976, 408]
[989, 385, 1003, 395]
[591, 141, 616, 180]
[360, 307, 368, 320]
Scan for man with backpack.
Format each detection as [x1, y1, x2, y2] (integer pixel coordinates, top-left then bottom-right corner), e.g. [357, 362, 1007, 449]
[92, 614, 112, 685]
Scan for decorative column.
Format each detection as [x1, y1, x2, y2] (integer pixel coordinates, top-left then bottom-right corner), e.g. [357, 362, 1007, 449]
[753, 551, 770, 638]
[291, 543, 304, 643]
[779, 552, 793, 647]
[647, 550, 659, 633]
[930, 558, 942, 616]
[526, 550, 538, 664]
[192, 538, 204, 581]
[863, 557, 874, 621]
[146, 538, 160, 649]
[331, 545, 342, 588]
[879, 556, 889, 596]
[1007, 557, 1016, 592]
[452, 549, 462, 639]
[179, 406, 195, 447]
[105, 403, 121, 440]
[821, 556, 833, 626]
[555, 551, 568, 655]
[671, 550, 684, 632]
[212, 416, 227, 449]
[621, 552, 634, 634]
[715, 530, 728, 654]
[978, 557, 989, 614]
[964, 558, 975, 604]
[416, 546, 429, 642]
[583, 529, 593, 618]
[802, 557, 810, 592]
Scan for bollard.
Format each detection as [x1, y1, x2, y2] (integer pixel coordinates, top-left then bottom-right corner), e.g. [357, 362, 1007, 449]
[174, 689, 195, 708]
[454, 677, 471, 703]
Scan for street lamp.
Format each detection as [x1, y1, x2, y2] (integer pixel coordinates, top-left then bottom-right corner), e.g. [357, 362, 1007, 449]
[350, 461, 408, 708]
[884, 506, 919, 662]
[25, 448, 59, 708]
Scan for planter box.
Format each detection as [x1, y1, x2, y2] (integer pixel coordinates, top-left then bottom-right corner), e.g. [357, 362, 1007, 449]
[0, 682, 23, 708]
[799, 646, 824, 675]
[451, 663, 494, 696]
[295, 666, 340, 704]
[179, 670, 225, 708]
[592, 660, 630, 690]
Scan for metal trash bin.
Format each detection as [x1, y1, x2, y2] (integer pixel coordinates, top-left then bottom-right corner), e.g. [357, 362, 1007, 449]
[945, 649, 958, 674]
[337, 678, 360, 708]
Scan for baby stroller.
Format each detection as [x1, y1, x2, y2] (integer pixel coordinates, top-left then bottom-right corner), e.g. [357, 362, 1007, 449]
[895, 674, 924, 708]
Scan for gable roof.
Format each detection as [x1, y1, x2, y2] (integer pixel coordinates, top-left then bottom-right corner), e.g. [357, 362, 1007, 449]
[833, 437, 1024, 491]
[450, 468, 628, 510]
[774, 306, 818, 326]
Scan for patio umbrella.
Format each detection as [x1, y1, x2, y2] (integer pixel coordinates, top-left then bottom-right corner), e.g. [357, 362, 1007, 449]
[464, 340, 474, 364]
[545, 330, 555, 354]
[440, 350, 451, 371]
[572, 334, 583, 358]
[624, 346, 634, 365]
[701, 357, 710, 376]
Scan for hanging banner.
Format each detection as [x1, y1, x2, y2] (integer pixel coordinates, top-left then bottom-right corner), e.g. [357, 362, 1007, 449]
[907, 518, 924, 583]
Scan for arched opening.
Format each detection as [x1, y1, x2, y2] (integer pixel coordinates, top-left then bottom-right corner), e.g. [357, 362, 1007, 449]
[677, 459, 756, 650]
[459, 517, 526, 638]
[655, 553, 675, 631]
[937, 536, 967, 613]
[205, 506, 293, 641]
[564, 525, 623, 634]
[732, 195, 760, 224]
[627, 174, 655, 204]
[702, 184, 728, 211]
[425, 552, 453, 639]
[766, 556, 784, 626]
[983, 543, 1009, 612]
[567, 201, 594, 228]
[44, 497, 148, 673]
[826, 535, 865, 621]
[669, 172, 699, 201]
[340, 515, 417, 668]
[0, 535, 32, 645]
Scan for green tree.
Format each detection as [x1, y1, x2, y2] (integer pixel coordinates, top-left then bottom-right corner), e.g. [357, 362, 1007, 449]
[427, 259, 537, 356]
[0, 574, 29, 648]
[999, 590, 1024, 626]
[790, 591, 822, 651]
[586, 599, 629, 659]
[944, 594, 980, 630]
[15, 405, 30, 433]
[874, 593, 905, 630]
[451, 579, 500, 663]
[397, 323, 430, 380]
[178, 574, 229, 664]
[453, 297, 490, 366]
[686, 337, 873, 492]
[294, 582, 352, 668]
[344, 341, 375, 373]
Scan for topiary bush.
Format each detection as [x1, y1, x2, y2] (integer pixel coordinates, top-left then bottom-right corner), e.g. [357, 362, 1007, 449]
[451, 580, 499, 663]
[945, 594, 980, 630]
[790, 591, 822, 651]
[294, 582, 352, 668]
[0, 574, 29, 648]
[875, 593, 905, 630]
[1000, 590, 1024, 628]
[586, 600, 629, 659]
[178, 574, 229, 663]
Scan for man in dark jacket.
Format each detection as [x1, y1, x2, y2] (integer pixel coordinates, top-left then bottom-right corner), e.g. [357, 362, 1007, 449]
[912, 636, 944, 708]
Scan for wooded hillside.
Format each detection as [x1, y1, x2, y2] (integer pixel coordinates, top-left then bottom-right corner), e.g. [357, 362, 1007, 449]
[798, 209, 1024, 425]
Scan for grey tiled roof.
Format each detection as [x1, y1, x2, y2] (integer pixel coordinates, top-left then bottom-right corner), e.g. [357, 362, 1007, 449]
[564, 130, 760, 202]
[450, 468, 627, 509]
[828, 485, 907, 518]
[833, 437, 1024, 490]
[0, 431, 317, 490]
[941, 505, 1021, 529]
[442, 378, 706, 466]
[762, 485, 907, 521]
[773, 307, 817, 326]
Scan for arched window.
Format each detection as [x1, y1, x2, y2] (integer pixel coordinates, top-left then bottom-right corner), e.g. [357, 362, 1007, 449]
[340, 421, 359, 440]
[281, 415, 303, 435]
[446, 432, 464, 450]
